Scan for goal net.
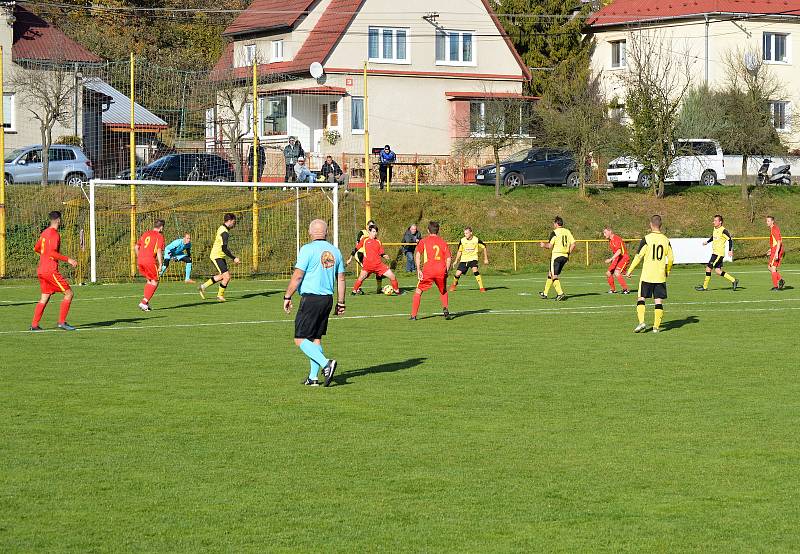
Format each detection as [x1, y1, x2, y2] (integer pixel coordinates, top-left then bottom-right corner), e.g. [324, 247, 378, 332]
[88, 179, 352, 283]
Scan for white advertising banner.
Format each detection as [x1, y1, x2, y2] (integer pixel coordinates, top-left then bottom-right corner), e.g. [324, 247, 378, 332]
[670, 238, 733, 265]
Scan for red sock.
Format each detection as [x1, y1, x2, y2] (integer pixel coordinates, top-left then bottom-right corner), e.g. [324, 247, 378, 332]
[776, 271, 783, 283]
[440, 292, 449, 309]
[352, 278, 363, 292]
[58, 297, 71, 324]
[616, 274, 628, 290]
[411, 292, 421, 317]
[390, 277, 399, 291]
[607, 275, 616, 290]
[143, 282, 158, 303]
[32, 302, 46, 327]
[772, 272, 779, 286]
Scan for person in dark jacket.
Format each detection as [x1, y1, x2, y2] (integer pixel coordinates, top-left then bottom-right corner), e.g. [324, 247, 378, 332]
[401, 224, 422, 272]
[321, 155, 349, 189]
[247, 143, 266, 182]
[378, 144, 396, 190]
[283, 137, 304, 183]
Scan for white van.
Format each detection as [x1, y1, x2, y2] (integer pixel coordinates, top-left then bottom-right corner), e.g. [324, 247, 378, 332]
[607, 139, 726, 187]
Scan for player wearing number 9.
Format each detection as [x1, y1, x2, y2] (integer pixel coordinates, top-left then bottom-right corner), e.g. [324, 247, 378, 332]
[135, 219, 166, 312]
[626, 214, 674, 333]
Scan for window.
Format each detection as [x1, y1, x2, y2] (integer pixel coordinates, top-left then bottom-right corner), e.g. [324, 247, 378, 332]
[351, 97, 364, 133]
[611, 40, 626, 68]
[243, 44, 256, 67]
[770, 101, 790, 131]
[686, 141, 718, 156]
[328, 101, 339, 127]
[368, 27, 409, 63]
[205, 108, 215, 140]
[469, 100, 532, 136]
[259, 96, 287, 136]
[3, 93, 14, 131]
[243, 102, 253, 135]
[49, 148, 76, 161]
[763, 32, 789, 63]
[271, 40, 284, 62]
[436, 30, 475, 65]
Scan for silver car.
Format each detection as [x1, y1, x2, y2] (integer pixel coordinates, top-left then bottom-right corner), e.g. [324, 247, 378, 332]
[4, 145, 94, 186]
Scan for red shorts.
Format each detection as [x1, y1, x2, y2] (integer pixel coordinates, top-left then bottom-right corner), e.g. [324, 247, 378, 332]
[38, 271, 70, 295]
[363, 263, 389, 277]
[138, 260, 159, 281]
[769, 251, 784, 268]
[417, 273, 447, 294]
[608, 255, 630, 273]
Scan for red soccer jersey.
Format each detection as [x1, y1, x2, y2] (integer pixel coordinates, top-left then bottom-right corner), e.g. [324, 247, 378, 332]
[770, 225, 783, 255]
[136, 230, 165, 265]
[355, 237, 385, 266]
[34, 227, 68, 275]
[609, 233, 626, 257]
[416, 235, 451, 275]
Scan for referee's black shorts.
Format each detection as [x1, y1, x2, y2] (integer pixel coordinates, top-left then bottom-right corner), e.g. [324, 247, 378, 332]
[294, 294, 334, 340]
[639, 281, 667, 299]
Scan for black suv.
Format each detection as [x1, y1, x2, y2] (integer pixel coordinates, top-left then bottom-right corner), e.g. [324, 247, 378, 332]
[476, 148, 579, 187]
[116, 153, 235, 181]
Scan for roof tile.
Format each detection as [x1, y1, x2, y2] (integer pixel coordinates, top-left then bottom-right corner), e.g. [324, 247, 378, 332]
[12, 5, 102, 63]
[588, 0, 800, 27]
[223, 0, 316, 36]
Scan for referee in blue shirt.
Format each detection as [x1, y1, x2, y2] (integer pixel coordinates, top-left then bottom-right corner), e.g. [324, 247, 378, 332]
[284, 219, 346, 387]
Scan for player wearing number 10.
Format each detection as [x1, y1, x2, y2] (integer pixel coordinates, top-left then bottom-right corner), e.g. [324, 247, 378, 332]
[626, 215, 674, 333]
[539, 216, 575, 301]
[135, 220, 166, 312]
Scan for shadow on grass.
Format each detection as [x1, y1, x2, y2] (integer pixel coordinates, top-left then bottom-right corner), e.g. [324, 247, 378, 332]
[332, 357, 427, 386]
[164, 301, 216, 310]
[561, 292, 600, 299]
[661, 315, 700, 331]
[451, 308, 490, 319]
[240, 291, 280, 299]
[83, 316, 163, 328]
[1, 302, 35, 307]
[478, 286, 508, 291]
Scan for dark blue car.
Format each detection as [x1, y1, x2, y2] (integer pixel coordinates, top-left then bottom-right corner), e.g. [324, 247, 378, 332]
[475, 148, 580, 187]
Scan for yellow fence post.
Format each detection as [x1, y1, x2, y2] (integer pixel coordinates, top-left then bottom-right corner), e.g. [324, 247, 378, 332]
[0, 45, 5, 278]
[251, 61, 259, 273]
[129, 52, 137, 278]
[513, 241, 518, 272]
[363, 61, 371, 225]
[586, 241, 590, 266]
[415, 165, 419, 194]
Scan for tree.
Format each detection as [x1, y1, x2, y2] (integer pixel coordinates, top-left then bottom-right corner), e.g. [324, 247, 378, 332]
[214, 72, 252, 182]
[675, 86, 728, 140]
[537, 54, 623, 197]
[621, 31, 692, 198]
[12, 60, 80, 186]
[494, 0, 590, 95]
[455, 97, 536, 197]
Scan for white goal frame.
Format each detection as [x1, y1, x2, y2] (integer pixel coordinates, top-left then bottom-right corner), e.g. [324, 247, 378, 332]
[88, 179, 340, 283]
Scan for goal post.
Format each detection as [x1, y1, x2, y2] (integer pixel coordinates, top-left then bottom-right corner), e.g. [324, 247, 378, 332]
[88, 179, 340, 283]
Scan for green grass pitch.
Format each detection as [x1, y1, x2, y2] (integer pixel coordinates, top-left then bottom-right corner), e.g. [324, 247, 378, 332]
[2, 266, 799, 551]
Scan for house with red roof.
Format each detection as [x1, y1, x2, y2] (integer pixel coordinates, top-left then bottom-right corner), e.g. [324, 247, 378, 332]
[209, 0, 531, 158]
[587, 0, 800, 149]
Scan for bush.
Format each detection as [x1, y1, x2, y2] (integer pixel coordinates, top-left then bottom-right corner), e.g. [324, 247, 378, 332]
[56, 135, 82, 147]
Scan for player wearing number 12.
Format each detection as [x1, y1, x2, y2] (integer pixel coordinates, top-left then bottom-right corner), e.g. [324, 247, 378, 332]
[30, 211, 79, 331]
[539, 216, 575, 301]
[410, 221, 452, 320]
[135, 219, 166, 312]
[626, 215, 674, 333]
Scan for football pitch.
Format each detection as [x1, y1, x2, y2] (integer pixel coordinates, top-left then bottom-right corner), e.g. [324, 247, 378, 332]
[2, 266, 799, 551]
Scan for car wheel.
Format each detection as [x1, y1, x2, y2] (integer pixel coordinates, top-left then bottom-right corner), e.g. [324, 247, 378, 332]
[700, 170, 718, 186]
[4, 174, 12, 185]
[564, 171, 579, 187]
[503, 172, 522, 187]
[636, 172, 652, 188]
[65, 173, 86, 187]
[212, 174, 229, 182]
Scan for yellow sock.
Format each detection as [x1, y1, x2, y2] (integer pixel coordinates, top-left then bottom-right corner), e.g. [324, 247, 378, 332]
[218, 286, 226, 298]
[703, 275, 711, 289]
[654, 305, 664, 329]
[636, 303, 646, 324]
[475, 274, 484, 289]
[553, 280, 563, 295]
[203, 278, 215, 288]
[544, 279, 553, 295]
[723, 272, 736, 283]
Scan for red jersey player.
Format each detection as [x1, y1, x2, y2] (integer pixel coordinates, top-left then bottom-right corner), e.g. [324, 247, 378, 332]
[351, 225, 401, 295]
[603, 226, 630, 294]
[766, 215, 786, 291]
[410, 221, 452, 320]
[31, 211, 78, 331]
[135, 219, 165, 311]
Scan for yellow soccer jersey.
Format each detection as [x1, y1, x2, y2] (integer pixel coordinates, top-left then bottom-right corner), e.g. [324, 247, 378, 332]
[629, 232, 673, 283]
[457, 236, 486, 262]
[549, 227, 575, 259]
[710, 226, 733, 256]
[210, 224, 236, 260]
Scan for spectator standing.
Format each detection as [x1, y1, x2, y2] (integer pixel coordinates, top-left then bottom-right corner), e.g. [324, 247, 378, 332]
[247, 143, 266, 182]
[283, 136, 304, 182]
[294, 156, 317, 183]
[321, 155, 349, 189]
[401, 224, 422, 272]
[378, 144, 396, 190]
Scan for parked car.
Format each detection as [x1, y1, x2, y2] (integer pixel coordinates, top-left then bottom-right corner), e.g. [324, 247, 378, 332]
[476, 148, 580, 187]
[3, 144, 94, 186]
[606, 139, 726, 187]
[115, 153, 235, 181]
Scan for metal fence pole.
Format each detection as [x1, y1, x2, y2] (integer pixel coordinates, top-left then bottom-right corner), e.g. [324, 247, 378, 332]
[129, 53, 137, 278]
[90, 179, 97, 282]
[251, 61, 259, 272]
[0, 46, 5, 278]
[513, 241, 518, 272]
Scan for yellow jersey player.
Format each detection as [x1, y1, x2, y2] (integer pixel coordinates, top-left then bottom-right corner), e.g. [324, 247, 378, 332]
[626, 215, 674, 333]
[449, 227, 489, 292]
[199, 213, 241, 302]
[539, 216, 575, 301]
[695, 214, 739, 292]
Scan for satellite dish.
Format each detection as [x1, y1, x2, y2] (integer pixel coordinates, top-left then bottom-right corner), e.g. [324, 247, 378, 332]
[309, 62, 324, 79]
[744, 52, 758, 72]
